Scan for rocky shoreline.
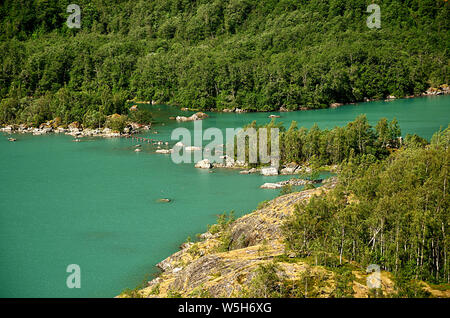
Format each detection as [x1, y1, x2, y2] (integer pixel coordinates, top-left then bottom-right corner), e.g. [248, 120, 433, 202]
[142, 85, 449, 113]
[0, 121, 151, 139]
[193, 157, 337, 177]
[4, 87, 447, 138]
[119, 173, 449, 298]
[119, 180, 339, 298]
[260, 177, 323, 189]
[155, 140, 337, 178]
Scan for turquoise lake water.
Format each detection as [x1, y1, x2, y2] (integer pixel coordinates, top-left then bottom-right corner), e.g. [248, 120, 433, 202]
[0, 95, 449, 297]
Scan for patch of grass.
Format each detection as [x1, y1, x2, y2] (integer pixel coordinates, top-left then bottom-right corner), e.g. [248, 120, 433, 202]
[206, 211, 236, 253]
[120, 287, 144, 298]
[241, 262, 284, 298]
[329, 266, 356, 298]
[256, 200, 270, 210]
[427, 282, 450, 292]
[210, 272, 222, 280]
[167, 289, 183, 298]
[189, 285, 211, 298]
[149, 283, 160, 295]
[274, 254, 304, 264]
[393, 272, 432, 298]
[303, 183, 316, 190]
[208, 211, 235, 235]
[215, 231, 232, 253]
[119, 273, 152, 298]
[188, 243, 200, 257]
[257, 239, 270, 256]
[208, 223, 221, 235]
[281, 270, 330, 298]
[279, 184, 294, 196]
[353, 275, 367, 286]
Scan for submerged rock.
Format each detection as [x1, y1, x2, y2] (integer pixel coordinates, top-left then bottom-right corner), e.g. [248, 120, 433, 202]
[260, 183, 283, 189]
[156, 149, 173, 154]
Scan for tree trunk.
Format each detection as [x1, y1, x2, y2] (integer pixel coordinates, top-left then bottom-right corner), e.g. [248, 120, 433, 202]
[340, 226, 345, 265]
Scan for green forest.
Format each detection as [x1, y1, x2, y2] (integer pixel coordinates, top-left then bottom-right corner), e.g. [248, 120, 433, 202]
[215, 118, 449, 296]
[283, 126, 449, 291]
[0, 0, 449, 127]
[240, 114, 402, 167]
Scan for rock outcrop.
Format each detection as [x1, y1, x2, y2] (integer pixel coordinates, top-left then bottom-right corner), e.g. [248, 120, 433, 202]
[195, 159, 213, 169]
[239, 168, 258, 174]
[280, 166, 297, 175]
[261, 166, 278, 176]
[260, 177, 325, 189]
[130, 180, 349, 298]
[423, 85, 449, 96]
[260, 183, 283, 189]
[118, 177, 447, 299]
[156, 149, 173, 154]
[213, 156, 247, 169]
[0, 121, 149, 139]
[176, 112, 209, 122]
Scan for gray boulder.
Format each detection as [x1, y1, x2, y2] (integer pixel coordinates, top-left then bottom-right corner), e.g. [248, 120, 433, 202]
[261, 167, 279, 176]
[195, 159, 213, 169]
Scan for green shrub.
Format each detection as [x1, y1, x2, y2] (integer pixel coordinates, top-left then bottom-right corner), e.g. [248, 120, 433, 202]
[105, 114, 127, 132]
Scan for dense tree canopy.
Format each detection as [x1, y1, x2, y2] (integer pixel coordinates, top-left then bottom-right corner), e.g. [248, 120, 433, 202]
[239, 114, 402, 167]
[283, 126, 450, 287]
[0, 0, 449, 126]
